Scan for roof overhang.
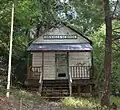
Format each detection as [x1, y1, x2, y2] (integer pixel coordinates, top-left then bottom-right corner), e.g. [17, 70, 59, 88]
[27, 43, 93, 52]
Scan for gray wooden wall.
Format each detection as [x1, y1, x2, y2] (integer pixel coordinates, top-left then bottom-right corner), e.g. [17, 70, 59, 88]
[32, 52, 91, 80]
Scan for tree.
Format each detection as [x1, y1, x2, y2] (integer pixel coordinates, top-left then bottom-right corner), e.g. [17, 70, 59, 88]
[62, 0, 104, 35]
[101, 0, 120, 106]
[92, 20, 120, 97]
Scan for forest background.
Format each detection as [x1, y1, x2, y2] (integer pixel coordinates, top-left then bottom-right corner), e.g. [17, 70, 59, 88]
[0, 0, 120, 100]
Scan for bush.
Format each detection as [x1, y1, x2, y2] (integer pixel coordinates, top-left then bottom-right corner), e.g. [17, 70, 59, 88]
[110, 95, 120, 106]
[11, 89, 47, 104]
[61, 97, 100, 109]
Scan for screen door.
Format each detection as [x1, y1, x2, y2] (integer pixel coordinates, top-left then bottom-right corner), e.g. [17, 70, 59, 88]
[55, 53, 68, 79]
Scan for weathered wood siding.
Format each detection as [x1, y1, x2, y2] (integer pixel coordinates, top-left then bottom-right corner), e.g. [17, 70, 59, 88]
[33, 25, 89, 44]
[32, 53, 42, 66]
[69, 52, 91, 79]
[44, 52, 55, 80]
[32, 52, 55, 80]
[32, 52, 92, 79]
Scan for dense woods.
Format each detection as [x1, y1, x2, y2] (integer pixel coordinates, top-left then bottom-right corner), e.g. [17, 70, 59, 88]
[0, 0, 120, 108]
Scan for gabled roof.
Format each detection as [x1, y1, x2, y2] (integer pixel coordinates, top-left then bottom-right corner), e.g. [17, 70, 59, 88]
[28, 23, 92, 51]
[63, 23, 92, 44]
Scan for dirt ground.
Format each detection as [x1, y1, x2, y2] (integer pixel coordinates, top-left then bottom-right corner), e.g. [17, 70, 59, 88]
[0, 96, 91, 110]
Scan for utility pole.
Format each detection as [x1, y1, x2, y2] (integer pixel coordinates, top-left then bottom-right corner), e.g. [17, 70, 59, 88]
[6, 3, 14, 98]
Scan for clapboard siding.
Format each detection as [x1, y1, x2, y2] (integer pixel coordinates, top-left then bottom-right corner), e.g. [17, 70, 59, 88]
[32, 53, 42, 66]
[32, 52, 55, 80]
[33, 25, 89, 44]
[31, 52, 91, 79]
[44, 52, 55, 79]
[69, 52, 91, 66]
[69, 52, 91, 79]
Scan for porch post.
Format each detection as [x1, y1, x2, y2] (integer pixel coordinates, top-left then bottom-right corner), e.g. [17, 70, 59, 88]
[27, 53, 32, 79]
[38, 52, 44, 95]
[67, 52, 72, 96]
[42, 52, 44, 80]
[91, 51, 94, 78]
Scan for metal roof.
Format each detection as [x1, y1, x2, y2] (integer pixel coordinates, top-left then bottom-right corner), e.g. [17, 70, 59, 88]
[28, 43, 92, 51]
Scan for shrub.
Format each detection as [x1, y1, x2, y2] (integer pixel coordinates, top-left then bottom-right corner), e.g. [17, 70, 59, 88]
[61, 97, 100, 109]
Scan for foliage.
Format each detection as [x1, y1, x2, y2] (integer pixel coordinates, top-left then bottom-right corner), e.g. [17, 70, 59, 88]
[71, 0, 104, 35]
[110, 95, 120, 106]
[58, 0, 104, 35]
[92, 25, 105, 93]
[92, 20, 120, 94]
[11, 89, 47, 104]
[61, 97, 100, 109]
[61, 96, 120, 109]
[0, 70, 7, 96]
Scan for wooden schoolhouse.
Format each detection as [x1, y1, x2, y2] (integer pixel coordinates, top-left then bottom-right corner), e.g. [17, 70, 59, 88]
[26, 24, 95, 97]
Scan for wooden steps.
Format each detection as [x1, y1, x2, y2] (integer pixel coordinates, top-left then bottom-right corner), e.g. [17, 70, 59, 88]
[41, 79, 69, 97]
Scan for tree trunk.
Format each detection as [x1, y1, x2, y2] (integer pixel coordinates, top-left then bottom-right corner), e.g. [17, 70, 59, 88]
[101, 0, 112, 106]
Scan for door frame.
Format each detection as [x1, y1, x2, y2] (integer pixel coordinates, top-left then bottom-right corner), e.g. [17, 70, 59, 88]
[55, 52, 69, 79]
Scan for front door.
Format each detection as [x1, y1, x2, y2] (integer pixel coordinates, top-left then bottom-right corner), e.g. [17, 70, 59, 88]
[55, 52, 68, 79]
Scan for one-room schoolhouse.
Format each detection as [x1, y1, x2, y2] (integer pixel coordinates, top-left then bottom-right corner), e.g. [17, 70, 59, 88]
[26, 24, 95, 97]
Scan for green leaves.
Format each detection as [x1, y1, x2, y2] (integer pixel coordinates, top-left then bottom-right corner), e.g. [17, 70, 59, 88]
[67, 0, 104, 35]
[92, 21, 120, 93]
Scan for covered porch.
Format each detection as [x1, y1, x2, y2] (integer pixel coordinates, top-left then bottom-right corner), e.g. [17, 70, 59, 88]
[27, 42, 93, 96]
[27, 43, 93, 80]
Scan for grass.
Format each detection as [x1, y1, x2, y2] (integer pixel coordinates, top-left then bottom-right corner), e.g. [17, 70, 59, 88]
[61, 96, 120, 109]
[110, 95, 120, 107]
[0, 87, 6, 96]
[11, 89, 48, 105]
[61, 97, 100, 109]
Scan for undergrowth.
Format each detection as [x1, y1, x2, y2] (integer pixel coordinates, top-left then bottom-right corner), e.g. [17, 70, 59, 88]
[61, 97, 100, 109]
[11, 89, 48, 105]
[110, 95, 120, 105]
[61, 96, 120, 109]
[1, 88, 120, 109]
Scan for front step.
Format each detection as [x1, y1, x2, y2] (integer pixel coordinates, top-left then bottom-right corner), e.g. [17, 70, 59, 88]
[41, 79, 69, 97]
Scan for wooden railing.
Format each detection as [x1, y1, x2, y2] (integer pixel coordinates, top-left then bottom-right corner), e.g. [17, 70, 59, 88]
[27, 66, 42, 79]
[69, 66, 92, 79]
[27, 66, 43, 95]
[28, 66, 92, 79]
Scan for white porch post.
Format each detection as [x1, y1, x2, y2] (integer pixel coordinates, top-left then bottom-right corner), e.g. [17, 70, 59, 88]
[38, 52, 44, 95]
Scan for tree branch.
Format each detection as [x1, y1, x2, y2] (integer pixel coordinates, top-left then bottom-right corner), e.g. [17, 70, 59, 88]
[113, 30, 120, 34]
[111, 0, 119, 18]
[112, 35, 120, 41]
[112, 16, 120, 20]
[113, 42, 120, 50]
[112, 27, 120, 31]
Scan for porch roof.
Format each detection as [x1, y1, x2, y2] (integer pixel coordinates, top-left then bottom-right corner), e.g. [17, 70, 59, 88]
[27, 43, 92, 51]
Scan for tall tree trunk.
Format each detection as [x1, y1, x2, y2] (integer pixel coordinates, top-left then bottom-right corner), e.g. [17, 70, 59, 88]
[101, 0, 112, 106]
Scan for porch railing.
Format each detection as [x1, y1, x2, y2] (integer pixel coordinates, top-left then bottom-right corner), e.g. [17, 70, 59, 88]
[27, 66, 92, 79]
[27, 66, 42, 79]
[69, 66, 92, 79]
